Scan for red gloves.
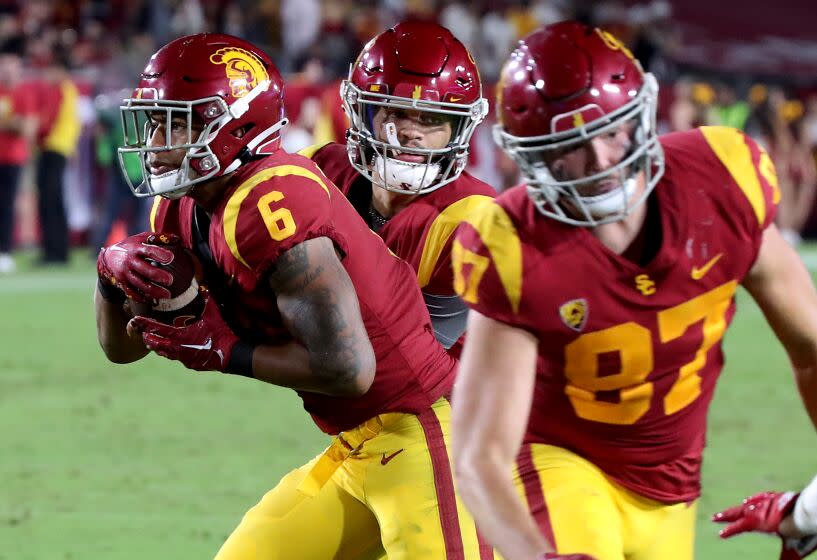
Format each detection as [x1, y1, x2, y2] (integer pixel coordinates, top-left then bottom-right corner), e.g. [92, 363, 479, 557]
[97, 232, 178, 302]
[130, 290, 244, 373]
[714, 492, 817, 559]
[713, 491, 799, 538]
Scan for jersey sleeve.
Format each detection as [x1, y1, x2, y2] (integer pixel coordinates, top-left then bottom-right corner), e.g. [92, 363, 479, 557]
[296, 141, 332, 160]
[299, 142, 355, 196]
[221, 162, 348, 284]
[699, 126, 780, 233]
[416, 194, 495, 295]
[452, 200, 527, 328]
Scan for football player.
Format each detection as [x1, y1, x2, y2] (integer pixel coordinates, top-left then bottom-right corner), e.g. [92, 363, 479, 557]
[299, 21, 496, 355]
[713, 476, 817, 559]
[450, 21, 817, 560]
[94, 33, 494, 559]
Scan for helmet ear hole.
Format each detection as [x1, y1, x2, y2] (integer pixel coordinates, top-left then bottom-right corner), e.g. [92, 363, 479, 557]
[231, 123, 254, 139]
[121, 33, 286, 198]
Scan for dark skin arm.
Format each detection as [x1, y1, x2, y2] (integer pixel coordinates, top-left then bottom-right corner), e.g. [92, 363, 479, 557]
[94, 288, 149, 363]
[249, 236, 376, 397]
[98, 234, 375, 397]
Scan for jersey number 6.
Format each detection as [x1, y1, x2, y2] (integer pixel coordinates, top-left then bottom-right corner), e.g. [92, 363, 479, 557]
[258, 190, 297, 241]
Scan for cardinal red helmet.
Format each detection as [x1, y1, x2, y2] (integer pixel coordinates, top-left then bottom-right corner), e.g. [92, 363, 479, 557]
[118, 33, 287, 199]
[341, 21, 488, 195]
[494, 21, 664, 226]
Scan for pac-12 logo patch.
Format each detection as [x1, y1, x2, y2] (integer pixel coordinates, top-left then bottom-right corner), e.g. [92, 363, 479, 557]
[210, 47, 269, 98]
[559, 298, 588, 332]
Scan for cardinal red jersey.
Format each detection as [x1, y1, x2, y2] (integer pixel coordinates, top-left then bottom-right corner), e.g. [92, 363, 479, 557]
[149, 150, 456, 434]
[303, 142, 495, 293]
[454, 126, 780, 503]
[303, 141, 496, 354]
[0, 82, 36, 165]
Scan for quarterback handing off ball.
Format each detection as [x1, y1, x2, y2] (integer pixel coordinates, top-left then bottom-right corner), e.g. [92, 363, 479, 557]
[128, 235, 205, 327]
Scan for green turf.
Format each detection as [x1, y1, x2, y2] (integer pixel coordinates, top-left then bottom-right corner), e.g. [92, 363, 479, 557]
[0, 251, 328, 559]
[2, 248, 816, 559]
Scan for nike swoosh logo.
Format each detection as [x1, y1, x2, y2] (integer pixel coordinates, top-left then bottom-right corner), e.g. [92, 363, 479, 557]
[380, 449, 404, 465]
[181, 338, 212, 351]
[691, 253, 723, 280]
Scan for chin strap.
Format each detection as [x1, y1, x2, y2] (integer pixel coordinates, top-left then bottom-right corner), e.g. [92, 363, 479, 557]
[372, 153, 440, 193]
[146, 169, 189, 199]
[578, 177, 638, 219]
[370, 121, 441, 193]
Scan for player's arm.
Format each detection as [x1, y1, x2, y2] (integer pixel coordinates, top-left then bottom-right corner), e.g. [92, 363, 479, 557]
[713, 475, 817, 559]
[132, 236, 376, 396]
[94, 288, 149, 363]
[742, 223, 817, 432]
[94, 233, 178, 363]
[257, 235, 376, 396]
[452, 311, 554, 559]
[785, 476, 817, 538]
[714, 476, 817, 539]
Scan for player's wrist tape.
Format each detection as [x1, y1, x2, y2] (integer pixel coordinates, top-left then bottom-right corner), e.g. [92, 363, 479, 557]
[794, 476, 817, 533]
[226, 340, 255, 378]
[97, 278, 126, 305]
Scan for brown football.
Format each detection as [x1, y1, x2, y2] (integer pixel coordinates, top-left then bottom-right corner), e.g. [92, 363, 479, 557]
[129, 244, 205, 327]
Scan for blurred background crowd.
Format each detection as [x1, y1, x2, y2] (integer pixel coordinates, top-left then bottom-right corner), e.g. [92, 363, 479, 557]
[0, 0, 815, 273]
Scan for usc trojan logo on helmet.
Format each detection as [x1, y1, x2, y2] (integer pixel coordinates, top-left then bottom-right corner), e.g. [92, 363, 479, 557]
[559, 299, 588, 332]
[209, 47, 269, 98]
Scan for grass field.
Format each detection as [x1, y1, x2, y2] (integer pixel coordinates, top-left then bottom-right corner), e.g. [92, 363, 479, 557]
[2, 248, 816, 559]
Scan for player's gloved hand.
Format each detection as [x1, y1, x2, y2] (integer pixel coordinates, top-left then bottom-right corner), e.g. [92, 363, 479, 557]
[96, 232, 179, 302]
[714, 492, 817, 559]
[539, 553, 598, 560]
[713, 491, 799, 538]
[780, 534, 817, 560]
[130, 290, 253, 375]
